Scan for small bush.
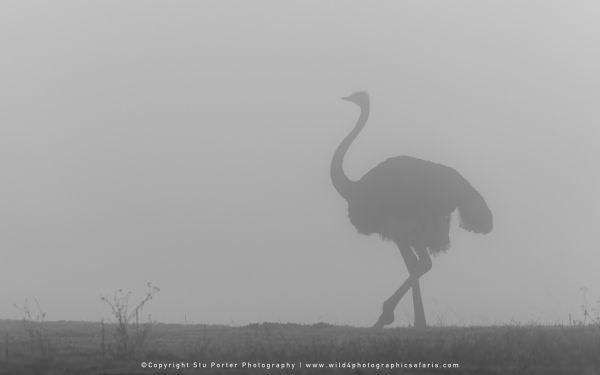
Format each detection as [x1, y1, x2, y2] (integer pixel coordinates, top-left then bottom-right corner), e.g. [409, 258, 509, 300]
[100, 282, 160, 359]
[13, 298, 51, 359]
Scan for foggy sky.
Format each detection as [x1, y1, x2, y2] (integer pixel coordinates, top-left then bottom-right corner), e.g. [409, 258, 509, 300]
[1, 1, 599, 326]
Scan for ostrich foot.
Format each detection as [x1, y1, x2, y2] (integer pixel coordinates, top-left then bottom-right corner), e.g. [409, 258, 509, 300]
[372, 307, 394, 329]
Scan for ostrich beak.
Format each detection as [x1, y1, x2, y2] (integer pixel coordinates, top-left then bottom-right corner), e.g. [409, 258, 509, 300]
[341, 96, 350, 101]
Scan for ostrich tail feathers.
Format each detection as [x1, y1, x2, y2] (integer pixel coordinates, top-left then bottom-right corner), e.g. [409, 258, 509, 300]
[457, 187, 493, 234]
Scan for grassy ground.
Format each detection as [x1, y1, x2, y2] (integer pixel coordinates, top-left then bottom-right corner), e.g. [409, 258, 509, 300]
[0, 320, 599, 374]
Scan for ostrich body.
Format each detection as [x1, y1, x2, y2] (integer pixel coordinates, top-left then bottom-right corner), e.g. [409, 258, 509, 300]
[331, 91, 493, 329]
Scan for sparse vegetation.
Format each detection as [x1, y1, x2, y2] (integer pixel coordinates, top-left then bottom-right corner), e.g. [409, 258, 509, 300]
[593, 297, 600, 325]
[100, 282, 160, 360]
[12, 298, 51, 359]
[570, 287, 600, 327]
[1, 291, 598, 374]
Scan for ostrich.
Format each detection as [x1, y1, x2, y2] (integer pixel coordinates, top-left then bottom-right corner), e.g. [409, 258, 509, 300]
[331, 91, 493, 329]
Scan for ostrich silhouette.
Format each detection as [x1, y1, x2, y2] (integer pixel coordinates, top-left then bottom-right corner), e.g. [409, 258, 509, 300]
[331, 91, 493, 329]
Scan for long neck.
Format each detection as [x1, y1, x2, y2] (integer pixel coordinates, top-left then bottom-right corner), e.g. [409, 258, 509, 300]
[331, 103, 369, 200]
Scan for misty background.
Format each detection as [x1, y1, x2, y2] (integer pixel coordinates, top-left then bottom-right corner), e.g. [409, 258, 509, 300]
[1, 1, 598, 326]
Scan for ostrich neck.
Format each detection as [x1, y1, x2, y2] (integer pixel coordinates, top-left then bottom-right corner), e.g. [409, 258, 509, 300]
[331, 103, 370, 200]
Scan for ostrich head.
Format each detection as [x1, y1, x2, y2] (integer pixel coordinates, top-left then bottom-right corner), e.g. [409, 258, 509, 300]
[342, 91, 369, 107]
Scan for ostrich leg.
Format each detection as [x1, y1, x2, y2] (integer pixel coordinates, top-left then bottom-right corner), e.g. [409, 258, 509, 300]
[411, 277, 426, 329]
[373, 245, 420, 328]
[373, 245, 431, 329]
[411, 247, 432, 329]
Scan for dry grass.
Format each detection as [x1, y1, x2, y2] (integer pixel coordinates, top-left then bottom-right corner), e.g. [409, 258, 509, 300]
[0, 320, 599, 374]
